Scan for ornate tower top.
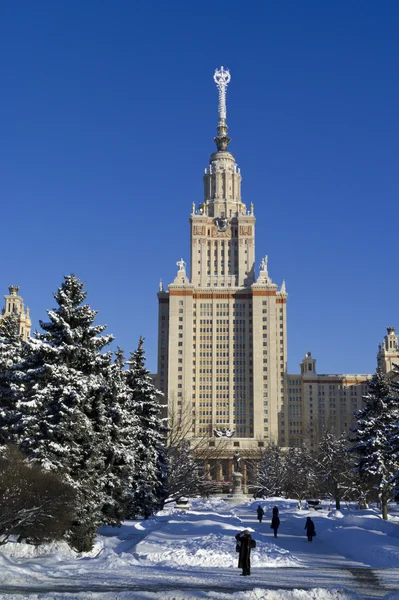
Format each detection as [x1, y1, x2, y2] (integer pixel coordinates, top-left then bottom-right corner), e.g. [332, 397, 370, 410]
[377, 325, 399, 374]
[8, 285, 20, 296]
[214, 66, 231, 151]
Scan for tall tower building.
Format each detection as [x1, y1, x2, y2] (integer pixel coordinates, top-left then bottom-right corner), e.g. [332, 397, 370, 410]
[0, 285, 31, 341]
[157, 68, 288, 469]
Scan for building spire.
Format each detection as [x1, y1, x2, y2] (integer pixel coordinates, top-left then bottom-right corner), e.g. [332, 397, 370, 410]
[213, 66, 231, 151]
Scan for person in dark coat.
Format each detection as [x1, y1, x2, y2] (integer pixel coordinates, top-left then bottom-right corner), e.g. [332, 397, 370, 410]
[305, 517, 316, 541]
[235, 529, 256, 576]
[271, 513, 280, 537]
[256, 505, 264, 522]
[272, 505, 279, 517]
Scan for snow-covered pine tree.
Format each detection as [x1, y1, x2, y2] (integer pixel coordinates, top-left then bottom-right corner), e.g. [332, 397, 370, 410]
[100, 348, 139, 523]
[16, 275, 115, 550]
[388, 366, 399, 498]
[126, 338, 167, 517]
[350, 369, 399, 520]
[0, 314, 26, 444]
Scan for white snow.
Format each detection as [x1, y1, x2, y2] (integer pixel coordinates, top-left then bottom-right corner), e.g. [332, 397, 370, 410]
[1, 497, 399, 599]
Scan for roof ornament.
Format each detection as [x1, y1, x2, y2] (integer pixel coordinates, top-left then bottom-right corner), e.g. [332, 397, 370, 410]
[213, 66, 231, 151]
[176, 258, 186, 272]
[260, 255, 268, 272]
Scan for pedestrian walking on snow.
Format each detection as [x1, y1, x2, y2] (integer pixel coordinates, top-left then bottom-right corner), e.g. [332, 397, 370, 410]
[256, 505, 264, 522]
[271, 513, 280, 537]
[272, 505, 279, 517]
[235, 529, 256, 576]
[305, 517, 316, 542]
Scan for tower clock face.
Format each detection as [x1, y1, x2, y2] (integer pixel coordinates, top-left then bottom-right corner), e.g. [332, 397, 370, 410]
[215, 216, 229, 232]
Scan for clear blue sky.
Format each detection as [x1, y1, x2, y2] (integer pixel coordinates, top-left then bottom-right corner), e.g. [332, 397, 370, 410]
[1, 1, 398, 375]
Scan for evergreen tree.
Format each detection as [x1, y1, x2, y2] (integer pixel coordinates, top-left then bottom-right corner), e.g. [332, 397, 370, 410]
[126, 338, 167, 517]
[0, 314, 26, 444]
[350, 369, 399, 520]
[100, 348, 139, 522]
[16, 275, 114, 549]
[388, 365, 399, 495]
[0, 312, 20, 340]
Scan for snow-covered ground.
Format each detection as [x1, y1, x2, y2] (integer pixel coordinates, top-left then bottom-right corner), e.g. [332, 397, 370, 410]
[1, 498, 399, 599]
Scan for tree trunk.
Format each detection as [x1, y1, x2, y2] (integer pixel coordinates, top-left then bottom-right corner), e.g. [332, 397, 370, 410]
[381, 494, 389, 520]
[335, 497, 341, 510]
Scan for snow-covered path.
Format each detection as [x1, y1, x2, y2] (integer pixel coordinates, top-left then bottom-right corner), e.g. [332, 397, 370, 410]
[0, 565, 398, 599]
[232, 503, 399, 599]
[235, 503, 367, 568]
[1, 498, 399, 599]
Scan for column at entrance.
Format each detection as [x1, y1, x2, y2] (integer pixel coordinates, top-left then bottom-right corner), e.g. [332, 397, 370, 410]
[242, 462, 247, 493]
[227, 458, 233, 482]
[204, 462, 212, 480]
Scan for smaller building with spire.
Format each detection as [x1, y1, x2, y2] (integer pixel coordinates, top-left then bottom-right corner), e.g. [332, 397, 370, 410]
[286, 351, 372, 448]
[377, 327, 399, 375]
[0, 286, 31, 340]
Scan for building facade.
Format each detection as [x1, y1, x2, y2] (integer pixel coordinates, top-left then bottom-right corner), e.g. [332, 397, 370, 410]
[156, 68, 398, 481]
[286, 327, 399, 447]
[0, 286, 31, 341]
[157, 68, 288, 474]
[286, 354, 372, 447]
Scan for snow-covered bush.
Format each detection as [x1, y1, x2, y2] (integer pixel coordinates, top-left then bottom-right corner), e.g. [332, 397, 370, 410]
[0, 445, 76, 545]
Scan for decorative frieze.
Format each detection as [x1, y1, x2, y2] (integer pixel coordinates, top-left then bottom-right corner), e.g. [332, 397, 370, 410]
[239, 225, 252, 236]
[193, 225, 206, 236]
